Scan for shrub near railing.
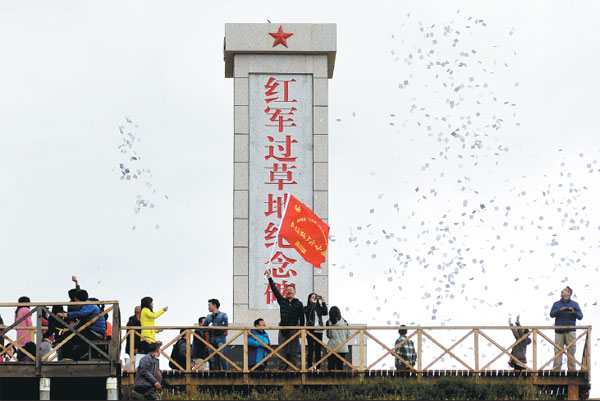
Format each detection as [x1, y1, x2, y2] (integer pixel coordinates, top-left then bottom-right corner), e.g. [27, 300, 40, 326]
[125, 377, 550, 400]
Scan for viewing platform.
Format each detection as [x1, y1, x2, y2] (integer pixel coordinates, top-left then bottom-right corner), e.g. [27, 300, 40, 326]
[0, 301, 592, 400]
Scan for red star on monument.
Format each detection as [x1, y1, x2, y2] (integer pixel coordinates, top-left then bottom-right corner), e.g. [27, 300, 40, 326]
[269, 26, 293, 48]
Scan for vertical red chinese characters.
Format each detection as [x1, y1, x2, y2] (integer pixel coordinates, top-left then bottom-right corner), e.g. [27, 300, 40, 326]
[262, 77, 300, 304]
[249, 73, 313, 310]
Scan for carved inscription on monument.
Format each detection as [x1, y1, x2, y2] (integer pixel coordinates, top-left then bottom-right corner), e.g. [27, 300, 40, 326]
[248, 74, 314, 309]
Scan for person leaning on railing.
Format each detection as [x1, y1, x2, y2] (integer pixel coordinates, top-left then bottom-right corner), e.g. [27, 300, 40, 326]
[550, 286, 583, 371]
[140, 296, 168, 354]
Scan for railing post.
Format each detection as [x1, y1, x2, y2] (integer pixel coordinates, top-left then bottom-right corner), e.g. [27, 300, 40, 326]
[35, 306, 42, 375]
[243, 329, 248, 372]
[532, 329, 537, 372]
[185, 329, 191, 372]
[359, 329, 365, 372]
[301, 329, 306, 373]
[185, 329, 192, 392]
[473, 329, 479, 373]
[128, 330, 135, 372]
[417, 327, 422, 380]
[586, 327, 591, 375]
[110, 304, 120, 367]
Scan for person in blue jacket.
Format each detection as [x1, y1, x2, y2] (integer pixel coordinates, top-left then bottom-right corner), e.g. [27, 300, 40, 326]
[248, 318, 270, 371]
[58, 289, 106, 360]
[549, 286, 583, 371]
[203, 298, 229, 370]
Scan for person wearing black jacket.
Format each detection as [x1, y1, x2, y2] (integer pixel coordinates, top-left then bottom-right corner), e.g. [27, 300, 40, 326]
[125, 306, 142, 355]
[67, 276, 82, 312]
[169, 329, 188, 370]
[0, 313, 4, 347]
[265, 269, 305, 369]
[191, 317, 209, 369]
[304, 293, 328, 369]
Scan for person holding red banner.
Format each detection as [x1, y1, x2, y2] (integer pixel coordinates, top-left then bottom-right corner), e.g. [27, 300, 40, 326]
[264, 268, 305, 369]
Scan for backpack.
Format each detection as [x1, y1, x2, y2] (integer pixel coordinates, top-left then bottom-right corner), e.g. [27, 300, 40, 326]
[169, 338, 185, 369]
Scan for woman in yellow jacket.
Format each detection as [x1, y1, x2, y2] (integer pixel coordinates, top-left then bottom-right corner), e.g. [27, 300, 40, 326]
[140, 296, 168, 349]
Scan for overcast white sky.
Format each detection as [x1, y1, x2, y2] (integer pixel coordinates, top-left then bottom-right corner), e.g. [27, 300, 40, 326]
[1, 0, 599, 392]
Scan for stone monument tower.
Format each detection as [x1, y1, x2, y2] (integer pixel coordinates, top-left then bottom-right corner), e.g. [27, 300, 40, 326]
[225, 23, 336, 324]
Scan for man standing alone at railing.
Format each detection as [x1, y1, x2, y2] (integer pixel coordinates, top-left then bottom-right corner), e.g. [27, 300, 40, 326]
[550, 286, 583, 371]
[203, 299, 229, 371]
[265, 268, 305, 369]
[394, 325, 416, 371]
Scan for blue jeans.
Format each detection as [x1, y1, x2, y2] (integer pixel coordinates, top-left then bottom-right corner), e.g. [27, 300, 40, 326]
[209, 340, 228, 371]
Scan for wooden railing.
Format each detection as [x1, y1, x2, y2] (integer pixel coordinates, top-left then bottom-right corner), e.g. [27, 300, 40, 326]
[0, 301, 121, 369]
[120, 325, 591, 375]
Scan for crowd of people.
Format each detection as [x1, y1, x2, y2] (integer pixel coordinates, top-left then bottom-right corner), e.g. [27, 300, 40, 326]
[128, 279, 584, 400]
[0, 276, 585, 399]
[0, 276, 110, 362]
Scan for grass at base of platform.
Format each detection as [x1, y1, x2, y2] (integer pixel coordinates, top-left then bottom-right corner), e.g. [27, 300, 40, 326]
[124, 377, 555, 400]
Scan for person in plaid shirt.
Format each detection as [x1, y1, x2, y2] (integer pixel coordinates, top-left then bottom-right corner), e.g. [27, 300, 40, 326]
[395, 325, 416, 370]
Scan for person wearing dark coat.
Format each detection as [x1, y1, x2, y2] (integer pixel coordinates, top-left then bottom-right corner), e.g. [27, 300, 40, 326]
[191, 317, 209, 369]
[125, 306, 142, 355]
[67, 276, 83, 312]
[169, 329, 188, 370]
[0, 313, 4, 347]
[304, 293, 328, 369]
[17, 342, 37, 361]
[265, 269, 305, 369]
[508, 315, 531, 370]
[43, 305, 65, 341]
